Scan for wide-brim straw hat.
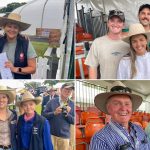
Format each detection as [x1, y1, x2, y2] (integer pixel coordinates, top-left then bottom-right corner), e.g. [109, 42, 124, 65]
[16, 91, 42, 106]
[122, 23, 150, 44]
[94, 81, 143, 114]
[0, 13, 31, 31]
[0, 85, 16, 104]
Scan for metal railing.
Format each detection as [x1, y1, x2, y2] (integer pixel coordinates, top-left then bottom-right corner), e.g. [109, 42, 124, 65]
[76, 80, 107, 111]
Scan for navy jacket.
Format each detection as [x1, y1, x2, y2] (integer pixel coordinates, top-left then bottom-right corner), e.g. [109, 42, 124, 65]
[0, 34, 31, 79]
[41, 94, 59, 114]
[43, 97, 74, 138]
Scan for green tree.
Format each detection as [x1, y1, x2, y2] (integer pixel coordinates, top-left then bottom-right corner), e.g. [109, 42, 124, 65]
[0, 2, 26, 13]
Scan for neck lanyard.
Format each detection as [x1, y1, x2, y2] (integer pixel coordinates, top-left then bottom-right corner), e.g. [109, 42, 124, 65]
[109, 121, 140, 149]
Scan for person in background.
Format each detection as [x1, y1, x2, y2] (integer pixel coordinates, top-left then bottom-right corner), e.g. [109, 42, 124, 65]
[117, 23, 150, 79]
[43, 83, 74, 150]
[85, 9, 130, 79]
[90, 81, 150, 150]
[0, 85, 17, 150]
[41, 87, 58, 114]
[0, 13, 37, 79]
[138, 4, 150, 32]
[16, 91, 53, 150]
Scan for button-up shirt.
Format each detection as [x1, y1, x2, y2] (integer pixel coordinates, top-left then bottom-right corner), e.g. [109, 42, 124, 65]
[90, 120, 150, 150]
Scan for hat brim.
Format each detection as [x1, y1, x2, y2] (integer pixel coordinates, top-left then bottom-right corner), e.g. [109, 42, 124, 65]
[94, 92, 143, 114]
[122, 32, 150, 44]
[16, 97, 42, 106]
[0, 17, 31, 31]
[0, 90, 15, 104]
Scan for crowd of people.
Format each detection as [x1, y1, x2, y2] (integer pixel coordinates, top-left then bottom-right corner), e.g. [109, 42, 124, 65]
[0, 82, 74, 150]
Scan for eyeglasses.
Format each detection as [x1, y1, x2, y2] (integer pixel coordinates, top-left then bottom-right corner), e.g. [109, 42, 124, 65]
[110, 86, 132, 93]
[109, 10, 124, 16]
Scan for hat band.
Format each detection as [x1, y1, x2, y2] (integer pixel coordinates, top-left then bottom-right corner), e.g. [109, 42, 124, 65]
[110, 86, 132, 93]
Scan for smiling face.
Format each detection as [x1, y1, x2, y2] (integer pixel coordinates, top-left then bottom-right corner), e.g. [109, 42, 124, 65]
[139, 8, 150, 27]
[130, 34, 147, 56]
[107, 17, 124, 34]
[4, 23, 20, 41]
[21, 100, 36, 116]
[0, 93, 9, 109]
[106, 94, 132, 127]
[60, 88, 72, 101]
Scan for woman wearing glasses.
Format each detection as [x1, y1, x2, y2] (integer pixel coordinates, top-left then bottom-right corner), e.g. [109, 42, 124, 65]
[117, 23, 150, 79]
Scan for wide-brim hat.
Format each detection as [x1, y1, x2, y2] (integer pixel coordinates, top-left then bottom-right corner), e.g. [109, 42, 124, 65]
[0, 85, 16, 104]
[122, 23, 150, 44]
[16, 91, 42, 106]
[94, 81, 143, 114]
[0, 13, 31, 31]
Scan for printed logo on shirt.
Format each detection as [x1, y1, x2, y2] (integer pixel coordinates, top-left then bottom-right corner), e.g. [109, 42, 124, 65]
[19, 52, 25, 62]
[111, 51, 121, 56]
[33, 127, 38, 135]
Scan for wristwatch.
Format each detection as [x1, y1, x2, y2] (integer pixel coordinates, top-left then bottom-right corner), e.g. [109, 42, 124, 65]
[18, 67, 22, 72]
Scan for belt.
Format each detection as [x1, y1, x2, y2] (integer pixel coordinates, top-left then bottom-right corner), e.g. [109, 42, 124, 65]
[0, 145, 11, 149]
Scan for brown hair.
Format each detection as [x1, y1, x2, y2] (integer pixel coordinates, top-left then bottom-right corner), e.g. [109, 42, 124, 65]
[129, 34, 149, 78]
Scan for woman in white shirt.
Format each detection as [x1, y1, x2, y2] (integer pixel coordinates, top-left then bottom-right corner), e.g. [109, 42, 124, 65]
[117, 23, 150, 79]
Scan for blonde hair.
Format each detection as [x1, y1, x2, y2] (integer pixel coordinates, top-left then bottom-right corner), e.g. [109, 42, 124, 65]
[129, 34, 149, 78]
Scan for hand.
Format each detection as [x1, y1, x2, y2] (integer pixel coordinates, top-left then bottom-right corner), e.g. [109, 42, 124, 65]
[66, 106, 71, 113]
[5, 61, 16, 72]
[54, 106, 62, 115]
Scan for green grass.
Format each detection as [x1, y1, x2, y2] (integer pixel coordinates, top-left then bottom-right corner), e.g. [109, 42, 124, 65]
[31, 41, 49, 57]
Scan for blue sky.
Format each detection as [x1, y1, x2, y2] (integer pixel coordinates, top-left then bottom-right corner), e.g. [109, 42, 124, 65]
[0, 0, 31, 7]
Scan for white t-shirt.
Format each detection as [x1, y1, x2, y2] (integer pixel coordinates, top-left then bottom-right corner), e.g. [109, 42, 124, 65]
[85, 35, 130, 79]
[117, 52, 150, 79]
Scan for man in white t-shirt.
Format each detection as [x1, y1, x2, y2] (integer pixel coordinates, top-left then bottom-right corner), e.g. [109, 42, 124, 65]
[85, 10, 130, 79]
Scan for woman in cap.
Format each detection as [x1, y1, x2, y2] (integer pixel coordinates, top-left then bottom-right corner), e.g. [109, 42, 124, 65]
[16, 91, 53, 150]
[117, 23, 150, 79]
[90, 81, 150, 150]
[0, 85, 17, 150]
[0, 13, 37, 79]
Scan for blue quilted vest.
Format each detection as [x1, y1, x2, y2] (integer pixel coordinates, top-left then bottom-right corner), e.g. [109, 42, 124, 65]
[0, 34, 31, 79]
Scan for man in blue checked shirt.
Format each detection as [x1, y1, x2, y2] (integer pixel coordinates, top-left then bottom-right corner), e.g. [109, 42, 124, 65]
[90, 81, 150, 150]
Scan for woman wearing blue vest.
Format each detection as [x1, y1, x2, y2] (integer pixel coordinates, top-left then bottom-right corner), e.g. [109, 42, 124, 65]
[16, 91, 53, 150]
[0, 13, 37, 79]
[0, 85, 17, 150]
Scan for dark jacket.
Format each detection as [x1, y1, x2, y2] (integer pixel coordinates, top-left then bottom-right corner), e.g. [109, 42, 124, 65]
[0, 34, 31, 79]
[17, 112, 53, 150]
[9, 110, 18, 150]
[43, 97, 74, 138]
[41, 94, 59, 114]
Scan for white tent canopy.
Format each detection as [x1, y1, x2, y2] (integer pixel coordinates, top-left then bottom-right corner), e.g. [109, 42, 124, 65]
[13, 0, 65, 35]
[76, 0, 150, 28]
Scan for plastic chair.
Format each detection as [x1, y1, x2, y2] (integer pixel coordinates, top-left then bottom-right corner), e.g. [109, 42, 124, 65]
[81, 112, 99, 125]
[85, 122, 105, 142]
